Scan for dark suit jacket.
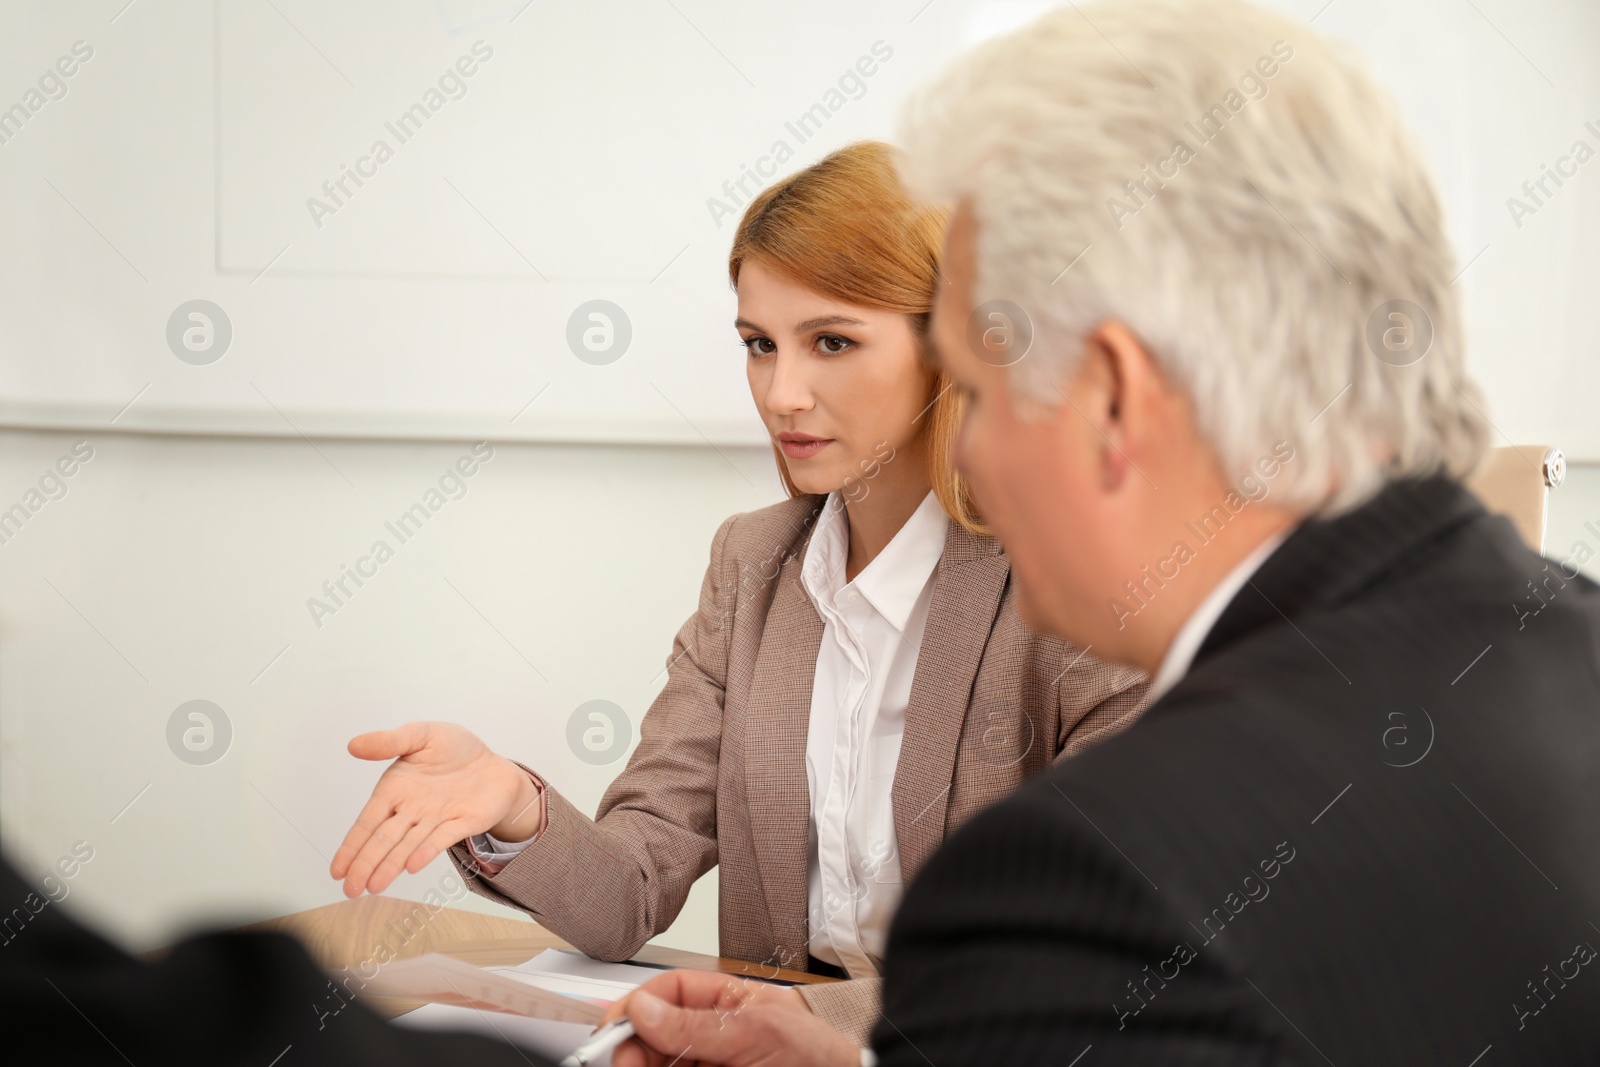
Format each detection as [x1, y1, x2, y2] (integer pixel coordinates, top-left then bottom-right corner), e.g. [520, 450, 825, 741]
[875, 477, 1600, 1065]
[0, 853, 550, 1066]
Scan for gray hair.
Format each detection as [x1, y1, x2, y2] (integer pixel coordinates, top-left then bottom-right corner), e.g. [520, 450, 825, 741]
[898, 0, 1490, 515]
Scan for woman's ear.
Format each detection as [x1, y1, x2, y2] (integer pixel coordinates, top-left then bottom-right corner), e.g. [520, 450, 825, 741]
[913, 315, 940, 374]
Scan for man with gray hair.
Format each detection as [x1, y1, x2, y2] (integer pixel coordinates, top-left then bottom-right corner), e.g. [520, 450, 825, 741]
[607, 1, 1600, 1063]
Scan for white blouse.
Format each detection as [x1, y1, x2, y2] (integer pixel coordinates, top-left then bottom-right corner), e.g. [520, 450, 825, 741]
[470, 488, 949, 979]
[799, 488, 946, 976]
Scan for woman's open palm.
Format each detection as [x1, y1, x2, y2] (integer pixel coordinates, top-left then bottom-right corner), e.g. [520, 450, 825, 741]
[330, 722, 530, 897]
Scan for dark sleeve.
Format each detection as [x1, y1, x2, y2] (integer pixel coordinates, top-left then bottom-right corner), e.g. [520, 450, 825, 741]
[0, 855, 550, 1067]
[870, 776, 1284, 1067]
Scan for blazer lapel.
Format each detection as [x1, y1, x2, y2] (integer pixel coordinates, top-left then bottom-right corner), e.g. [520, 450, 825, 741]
[892, 520, 1010, 883]
[744, 533, 825, 958]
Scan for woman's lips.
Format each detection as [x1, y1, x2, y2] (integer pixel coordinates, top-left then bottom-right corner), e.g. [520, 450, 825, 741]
[779, 437, 833, 459]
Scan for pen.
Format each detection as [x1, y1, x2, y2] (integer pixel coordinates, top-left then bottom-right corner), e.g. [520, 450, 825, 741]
[559, 1018, 635, 1067]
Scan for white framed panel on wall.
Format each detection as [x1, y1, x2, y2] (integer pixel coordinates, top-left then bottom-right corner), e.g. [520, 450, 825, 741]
[0, 0, 1594, 456]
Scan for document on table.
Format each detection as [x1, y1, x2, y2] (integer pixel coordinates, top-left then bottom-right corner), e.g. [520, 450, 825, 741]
[396, 1006, 600, 1063]
[390, 950, 665, 1065]
[503, 947, 665, 1001]
[365, 953, 608, 1023]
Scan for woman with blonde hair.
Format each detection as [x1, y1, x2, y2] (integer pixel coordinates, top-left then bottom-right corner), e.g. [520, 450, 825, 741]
[330, 140, 1148, 1045]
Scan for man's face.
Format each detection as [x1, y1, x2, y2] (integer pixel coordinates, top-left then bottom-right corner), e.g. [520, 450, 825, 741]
[930, 202, 1119, 646]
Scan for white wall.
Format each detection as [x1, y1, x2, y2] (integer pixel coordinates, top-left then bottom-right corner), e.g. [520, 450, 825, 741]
[1547, 461, 1600, 582]
[1, 0, 1597, 454]
[0, 427, 783, 952]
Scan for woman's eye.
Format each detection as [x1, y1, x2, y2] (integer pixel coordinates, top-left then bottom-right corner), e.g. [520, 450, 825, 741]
[742, 337, 775, 356]
[817, 334, 853, 354]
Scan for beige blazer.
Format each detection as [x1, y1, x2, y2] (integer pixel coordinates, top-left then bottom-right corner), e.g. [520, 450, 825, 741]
[450, 495, 1149, 1042]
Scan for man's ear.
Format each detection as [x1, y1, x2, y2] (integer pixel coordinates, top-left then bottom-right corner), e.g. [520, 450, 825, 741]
[1081, 320, 1173, 489]
[1067, 324, 1135, 490]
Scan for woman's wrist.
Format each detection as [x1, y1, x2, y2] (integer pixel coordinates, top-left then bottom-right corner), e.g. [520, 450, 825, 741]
[488, 759, 545, 842]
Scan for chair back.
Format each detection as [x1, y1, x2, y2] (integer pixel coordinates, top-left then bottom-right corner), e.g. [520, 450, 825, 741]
[1466, 445, 1565, 553]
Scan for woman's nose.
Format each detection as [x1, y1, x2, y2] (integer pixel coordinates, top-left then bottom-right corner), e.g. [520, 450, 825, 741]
[762, 351, 815, 414]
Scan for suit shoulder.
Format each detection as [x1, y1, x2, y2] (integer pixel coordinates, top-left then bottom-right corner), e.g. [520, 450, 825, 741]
[716, 494, 827, 567]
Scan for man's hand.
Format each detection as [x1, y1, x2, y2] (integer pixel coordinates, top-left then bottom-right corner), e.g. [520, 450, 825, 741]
[604, 970, 859, 1067]
[329, 722, 543, 897]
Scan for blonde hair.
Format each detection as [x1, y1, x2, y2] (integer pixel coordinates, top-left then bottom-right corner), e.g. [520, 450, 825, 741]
[728, 140, 983, 533]
[898, 0, 1490, 516]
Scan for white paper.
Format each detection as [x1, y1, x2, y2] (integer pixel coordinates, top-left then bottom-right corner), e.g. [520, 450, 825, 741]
[395, 1001, 608, 1065]
[508, 948, 670, 989]
[491, 966, 641, 1003]
[362, 953, 606, 1024]
[387, 949, 666, 1066]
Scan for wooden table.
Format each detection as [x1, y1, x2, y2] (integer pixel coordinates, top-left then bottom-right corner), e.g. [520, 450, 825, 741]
[239, 895, 833, 1019]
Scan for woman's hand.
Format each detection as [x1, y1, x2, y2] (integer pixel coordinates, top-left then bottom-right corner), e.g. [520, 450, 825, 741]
[604, 970, 858, 1067]
[329, 722, 543, 897]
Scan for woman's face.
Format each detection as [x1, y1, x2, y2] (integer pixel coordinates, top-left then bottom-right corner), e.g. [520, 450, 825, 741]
[737, 259, 934, 498]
